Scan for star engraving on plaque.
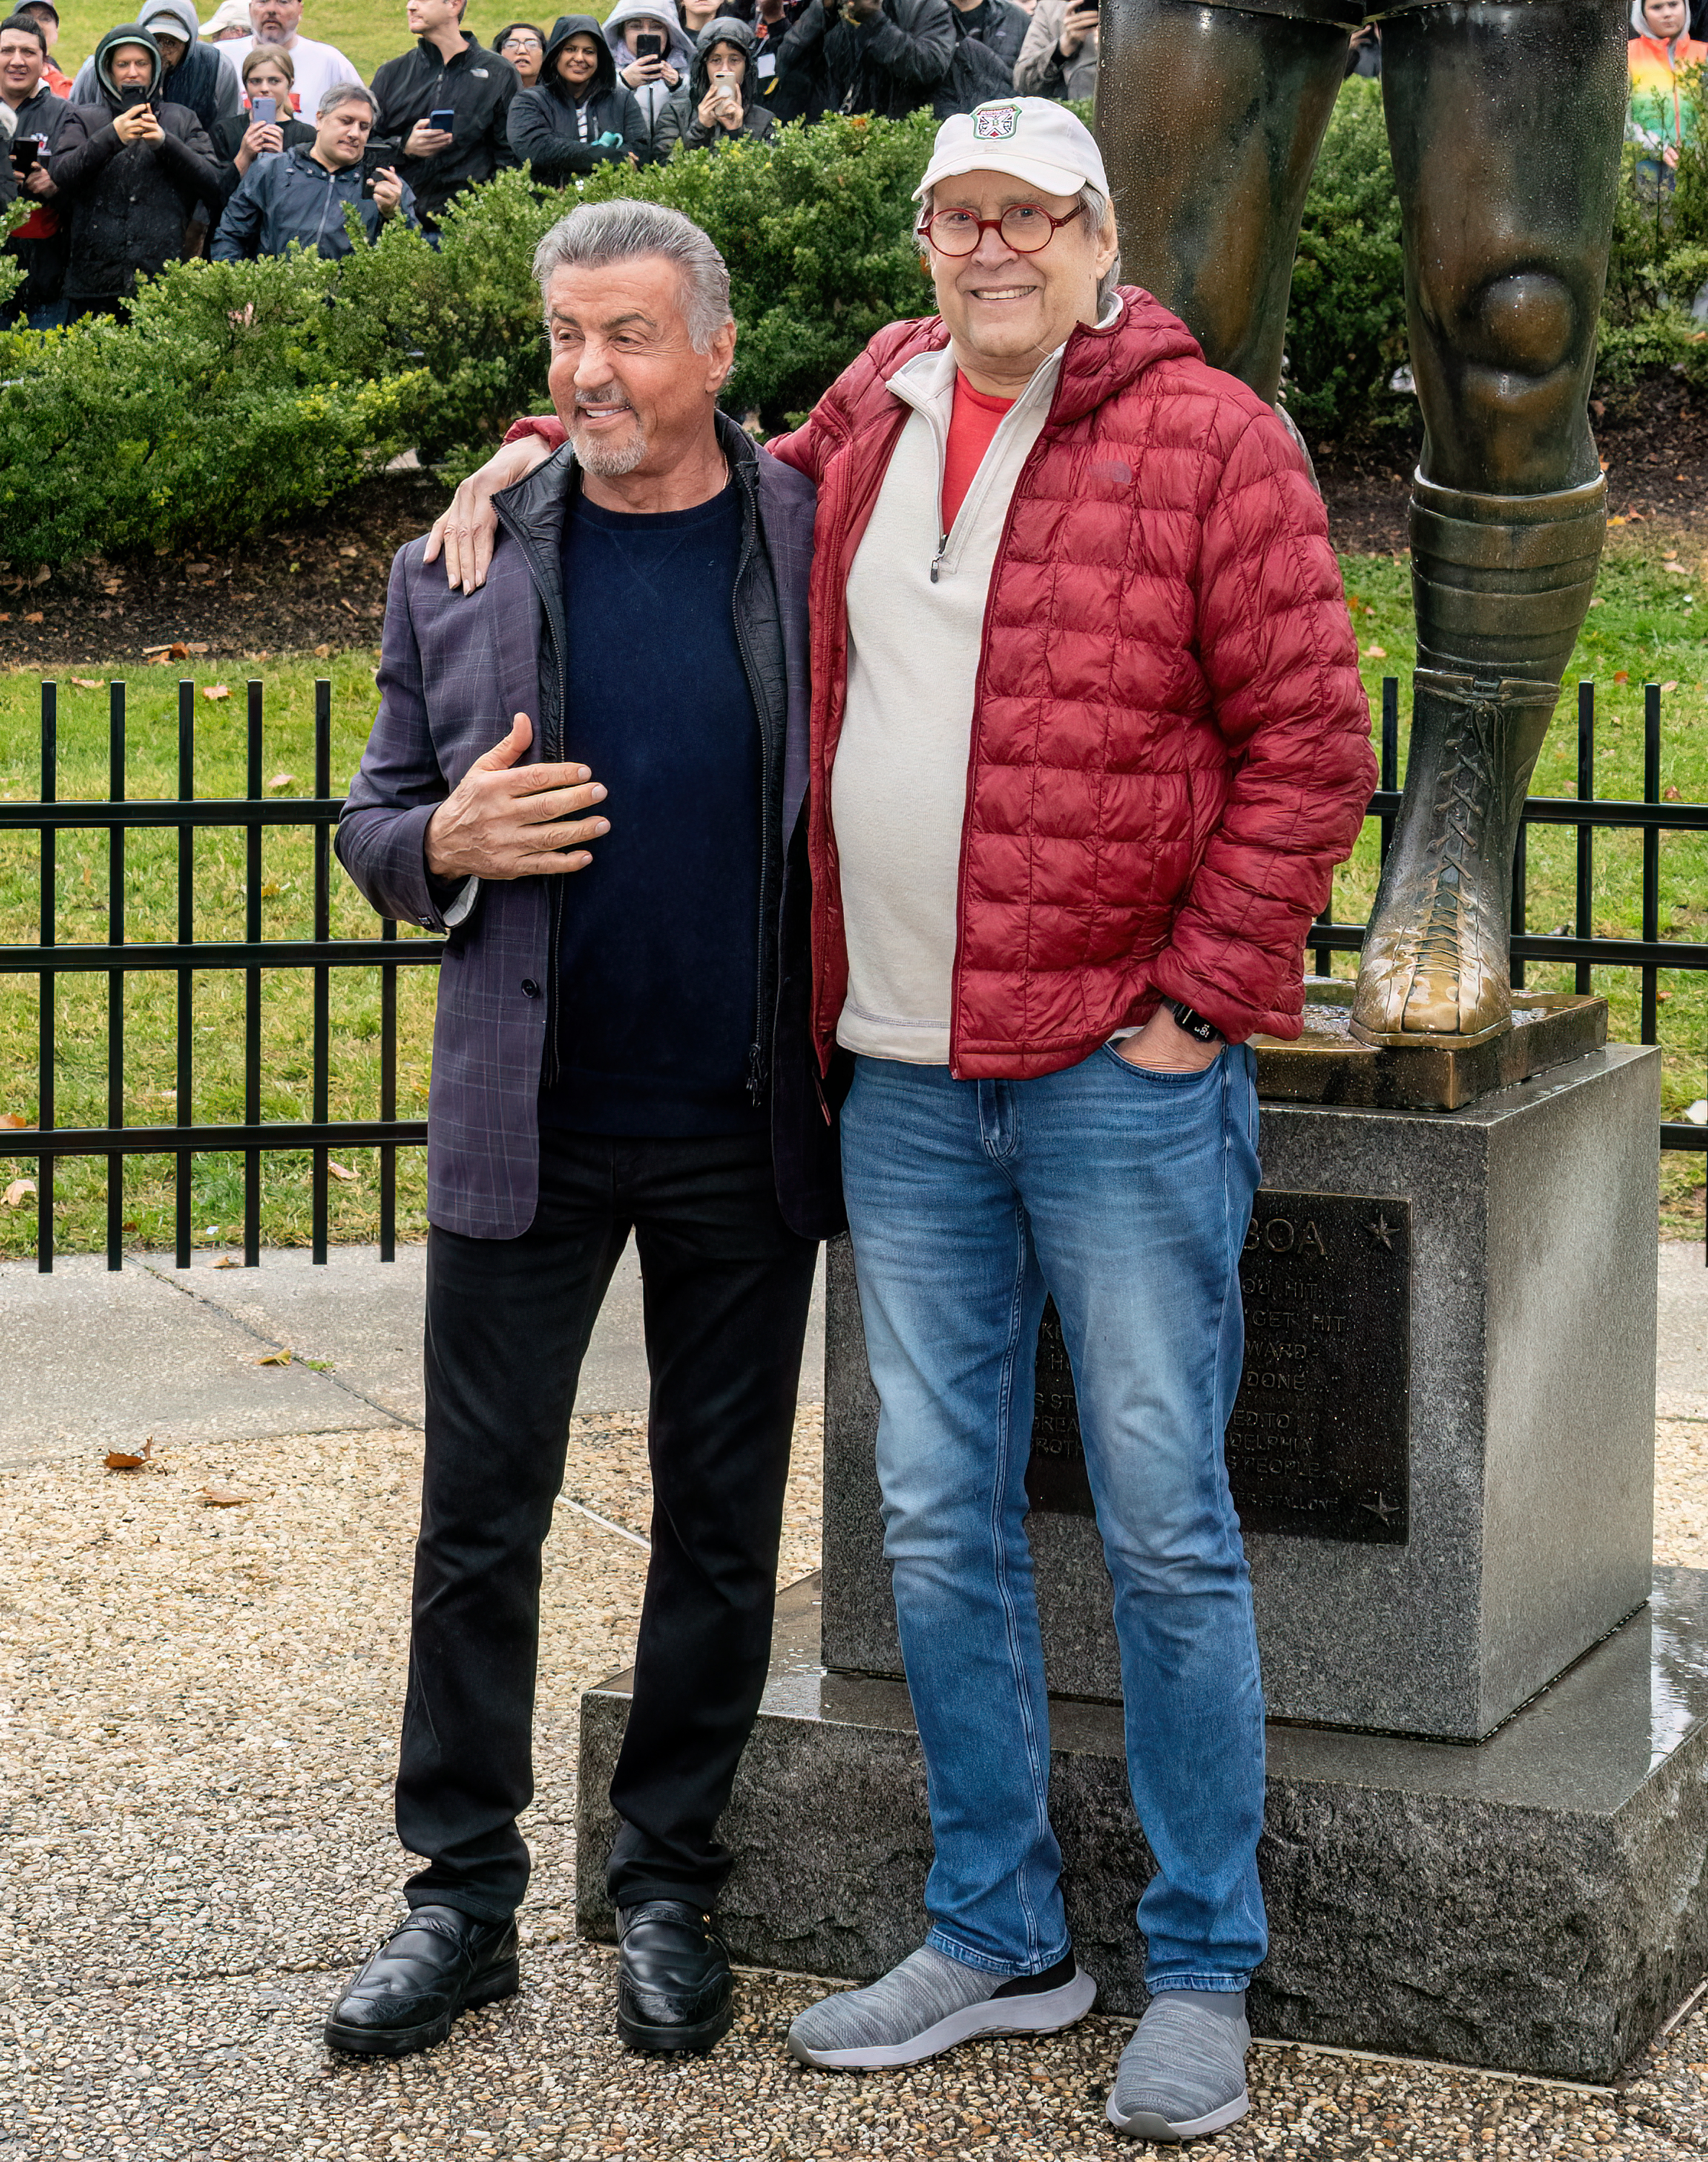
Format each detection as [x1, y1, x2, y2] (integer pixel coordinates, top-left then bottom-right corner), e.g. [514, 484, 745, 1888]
[1366, 1213, 1397, 1247]
[1362, 1492, 1400, 1523]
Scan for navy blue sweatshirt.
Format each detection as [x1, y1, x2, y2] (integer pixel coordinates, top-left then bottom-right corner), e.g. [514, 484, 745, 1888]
[539, 479, 766, 1136]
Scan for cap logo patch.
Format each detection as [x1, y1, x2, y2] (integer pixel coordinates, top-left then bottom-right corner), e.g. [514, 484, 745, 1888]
[972, 101, 1020, 141]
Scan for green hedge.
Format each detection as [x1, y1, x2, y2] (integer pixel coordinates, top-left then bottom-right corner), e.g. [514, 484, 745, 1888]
[0, 80, 1694, 571]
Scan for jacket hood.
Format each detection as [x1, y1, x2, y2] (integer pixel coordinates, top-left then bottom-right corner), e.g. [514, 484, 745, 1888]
[688, 14, 757, 102]
[1629, 0, 1700, 39]
[543, 12, 618, 99]
[94, 22, 163, 104]
[602, 0, 695, 71]
[141, 0, 201, 45]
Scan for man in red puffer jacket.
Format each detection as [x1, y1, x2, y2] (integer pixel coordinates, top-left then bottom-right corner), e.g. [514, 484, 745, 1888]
[432, 103, 1373, 2140]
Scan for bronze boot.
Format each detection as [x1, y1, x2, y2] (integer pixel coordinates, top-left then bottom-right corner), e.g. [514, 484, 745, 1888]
[1349, 475, 1606, 1046]
[1349, 669, 1559, 1044]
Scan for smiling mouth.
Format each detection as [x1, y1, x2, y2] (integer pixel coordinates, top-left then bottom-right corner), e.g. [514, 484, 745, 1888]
[968, 285, 1037, 302]
[574, 401, 633, 424]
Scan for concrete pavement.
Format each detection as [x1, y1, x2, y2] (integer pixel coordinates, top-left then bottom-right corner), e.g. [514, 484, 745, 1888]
[0, 1238, 828, 1464]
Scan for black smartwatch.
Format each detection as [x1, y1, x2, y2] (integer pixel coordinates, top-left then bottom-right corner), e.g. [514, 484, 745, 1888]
[1166, 999, 1222, 1045]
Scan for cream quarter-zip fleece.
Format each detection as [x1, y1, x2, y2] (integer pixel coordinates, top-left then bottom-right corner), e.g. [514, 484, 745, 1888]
[830, 338, 1062, 1065]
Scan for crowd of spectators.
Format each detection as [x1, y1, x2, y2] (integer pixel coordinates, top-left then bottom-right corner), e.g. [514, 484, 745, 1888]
[1, 0, 1120, 328]
[9, 0, 1695, 337]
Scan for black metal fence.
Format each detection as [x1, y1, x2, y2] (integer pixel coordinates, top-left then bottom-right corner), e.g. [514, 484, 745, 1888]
[0, 677, 440, 1272]
[2, 673, 1706, 1275]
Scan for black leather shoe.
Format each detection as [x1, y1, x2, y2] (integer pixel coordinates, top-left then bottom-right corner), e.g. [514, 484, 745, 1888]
[615, 1900, 734, 2052]
[324, 1904, 520, 2057]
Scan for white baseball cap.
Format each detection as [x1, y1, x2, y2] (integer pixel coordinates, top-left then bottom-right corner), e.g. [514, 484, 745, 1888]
[912, 97, 1109, 204]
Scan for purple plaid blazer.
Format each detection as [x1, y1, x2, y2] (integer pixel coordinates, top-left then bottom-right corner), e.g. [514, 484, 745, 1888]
[335, 420, 837, 1241]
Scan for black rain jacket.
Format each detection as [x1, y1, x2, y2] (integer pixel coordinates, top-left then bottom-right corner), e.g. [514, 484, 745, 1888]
[506, 15, 646, 179]
[775, 0, 952, 118]
[370, 32, 520, 229]
[0, 82, 72, 315]
[50, 25, 223, 303]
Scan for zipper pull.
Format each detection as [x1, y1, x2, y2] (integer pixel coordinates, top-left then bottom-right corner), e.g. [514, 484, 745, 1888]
[930, 535, 946, 584]
[746, 1041, 766, 1106]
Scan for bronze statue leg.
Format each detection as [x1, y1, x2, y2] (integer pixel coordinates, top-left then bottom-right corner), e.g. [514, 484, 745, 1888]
[1095, 0, 1353, 404]
[1348, 0, 1629, 1044]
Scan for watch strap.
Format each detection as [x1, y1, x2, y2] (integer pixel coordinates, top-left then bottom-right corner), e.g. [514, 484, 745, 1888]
[1166, 999, 1222, 1044]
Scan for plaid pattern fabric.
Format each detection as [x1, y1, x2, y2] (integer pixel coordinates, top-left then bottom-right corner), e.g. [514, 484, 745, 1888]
[335, 432, 819, 1240]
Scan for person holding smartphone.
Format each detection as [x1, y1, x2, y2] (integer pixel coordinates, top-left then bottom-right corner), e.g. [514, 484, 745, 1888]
[1013, 0, 1096, 99]
[48, 22, 223, 319]
[212, 79, 415, 259]
[656, 14, 776, 148]
[601, 0, 693, 159]
[0, 8, 69, 328]
[211, 40, 311, 195]
[370, 0, 520, 232]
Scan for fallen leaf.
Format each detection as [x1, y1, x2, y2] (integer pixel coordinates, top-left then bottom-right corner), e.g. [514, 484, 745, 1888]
[212, 1253, 240, 1268]
[200, 1485, 254, 1508]
[1661, 680, 1679, 693]
[184, 641, 210, 654]
[1608, 515, 1627, 527]
[256, 1350, 291, 1366]
[202, 683, 231, 702]
[327, 1160, 358, 1183]
[71, 676, 102, 689]
[1665, 784, 1683, 800]
[1364, 644, 1387, 659]
[0, 1112, 32, 1129]
[1663, 561, 1689, 575]
[258, 881, 280, 898]
[313, 643, 332, 659]
[1588, 596, 1605, 608]
[22, 611, 42, 623]
[1614, 670, 1630, 685]
[104, 1438, 154, 1472]
[267, 772, 295, 791]
[3, 1177, 36, 1207]
[1657, 989, 1672, 1003]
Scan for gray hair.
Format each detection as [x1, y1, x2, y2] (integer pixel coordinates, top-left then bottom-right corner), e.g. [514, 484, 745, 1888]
[317, 79, 376, 119]
[532, 198, 732, 352]
[918, 182, 1122, 315]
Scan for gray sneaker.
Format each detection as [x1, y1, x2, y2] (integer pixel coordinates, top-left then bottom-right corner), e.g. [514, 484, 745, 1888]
[1106, 1990, 1250, 2142]
[789, 1944, 1098, 2071]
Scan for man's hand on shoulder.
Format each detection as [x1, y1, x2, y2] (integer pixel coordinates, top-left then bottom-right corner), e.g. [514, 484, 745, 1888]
[424, 713, 609, 881]
[1116, 1006, 1222, 1073]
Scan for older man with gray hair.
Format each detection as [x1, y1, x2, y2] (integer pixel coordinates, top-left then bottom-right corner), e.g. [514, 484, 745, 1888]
[326, 197, 835, 2061]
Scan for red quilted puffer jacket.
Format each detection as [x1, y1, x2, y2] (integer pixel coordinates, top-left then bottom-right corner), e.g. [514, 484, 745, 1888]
[768, 290, 1376, 1073]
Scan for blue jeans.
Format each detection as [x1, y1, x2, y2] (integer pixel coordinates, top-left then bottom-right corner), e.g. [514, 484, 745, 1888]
[840, 1046, 1268, 1993]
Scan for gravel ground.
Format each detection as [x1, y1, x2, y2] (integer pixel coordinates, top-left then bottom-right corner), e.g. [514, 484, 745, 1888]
[2, 1406, 1707, 2160]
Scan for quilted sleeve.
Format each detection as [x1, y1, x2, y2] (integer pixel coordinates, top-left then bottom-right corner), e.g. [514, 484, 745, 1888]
[1144, 405, 1376, 1042]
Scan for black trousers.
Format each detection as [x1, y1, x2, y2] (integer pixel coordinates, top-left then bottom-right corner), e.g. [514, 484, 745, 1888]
[396, 1127, 818, 1921]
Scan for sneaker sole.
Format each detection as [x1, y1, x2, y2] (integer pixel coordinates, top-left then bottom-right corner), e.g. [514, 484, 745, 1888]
[788, 1966, 1098, 2071]
[1106, 2088, 1250, 2142]
[323, 1962, 520, 2058]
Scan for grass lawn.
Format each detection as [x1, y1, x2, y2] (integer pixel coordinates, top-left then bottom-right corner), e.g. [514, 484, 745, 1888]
[1, 528, 1705, 1258]
[47, 1, 602, 84]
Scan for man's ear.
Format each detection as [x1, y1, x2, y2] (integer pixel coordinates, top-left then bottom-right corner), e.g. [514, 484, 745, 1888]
[706, 313, 738, 395]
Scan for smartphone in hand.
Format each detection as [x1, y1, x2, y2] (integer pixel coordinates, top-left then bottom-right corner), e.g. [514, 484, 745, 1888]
[633, 31, 664, 58]
[428, 107, 455, 135]
[252, 96, 277, 124]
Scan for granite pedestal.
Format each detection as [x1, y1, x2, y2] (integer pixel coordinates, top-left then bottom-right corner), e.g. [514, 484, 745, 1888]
[579, 1565, 1708, 2081]
[825, 1044, 1660, 1740]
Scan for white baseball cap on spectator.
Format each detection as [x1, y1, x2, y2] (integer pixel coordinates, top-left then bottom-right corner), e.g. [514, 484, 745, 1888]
[912, 97, 1110, 203]
[199, 0, 252, 32]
